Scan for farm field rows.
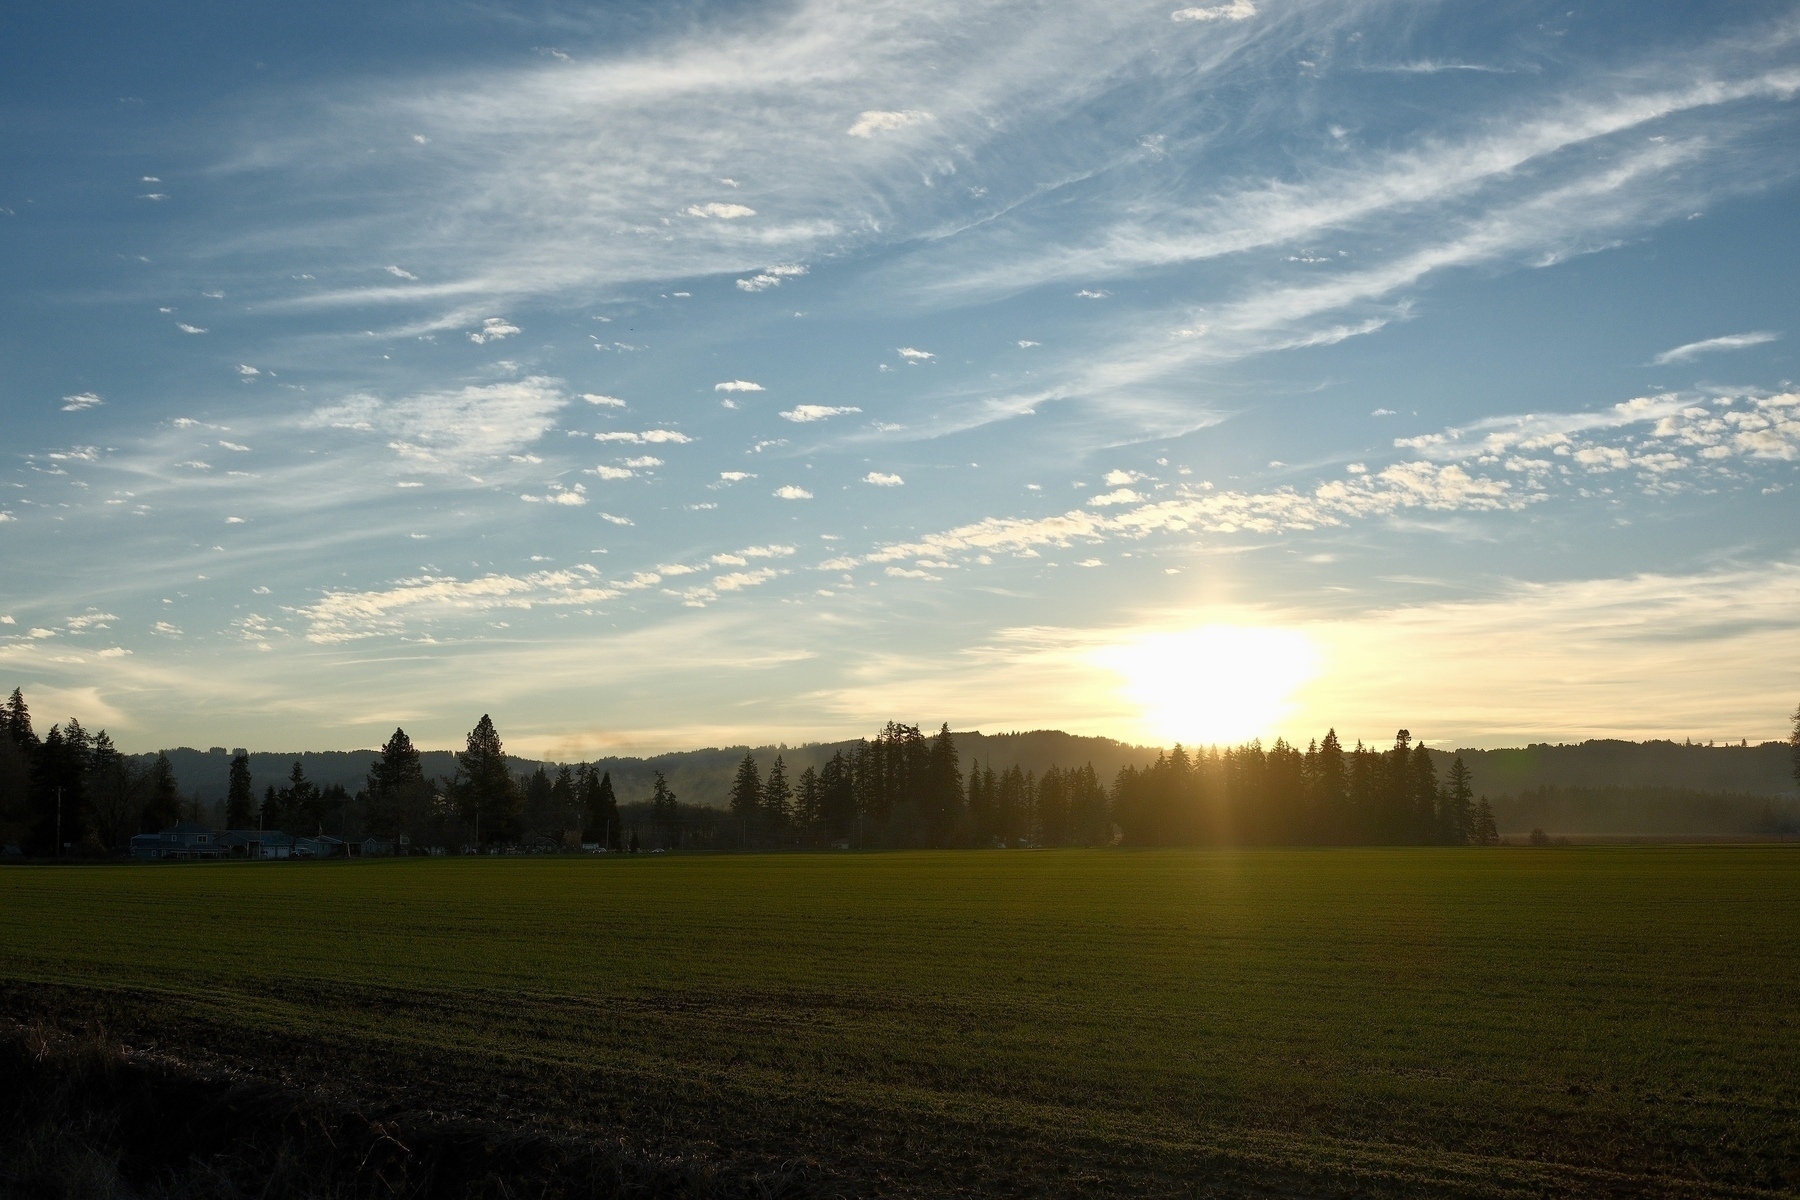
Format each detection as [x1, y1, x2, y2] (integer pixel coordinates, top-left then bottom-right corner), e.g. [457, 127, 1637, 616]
[2, 848, 1797, 1197]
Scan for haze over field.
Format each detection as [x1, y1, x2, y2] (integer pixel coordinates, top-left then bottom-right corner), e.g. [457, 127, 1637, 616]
[2, 0, 1798, 756]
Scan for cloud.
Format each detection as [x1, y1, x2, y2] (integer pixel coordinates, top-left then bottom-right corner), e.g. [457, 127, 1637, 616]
[60, 392, 103, 412]
[714, 380, 764, 392]
[468, 317, 521, 343]
[1088, 488, 1144, 506]
[686, 202, 756, 219]
[847, 110, 930, 137]
[737, 264, 808, 291]
[301, 567, 620, 643]
[583, 393, 626, 407]
[622, 455, 663, 468]
[1104, 469, 1143, 485]
[310, 376, 568, 468]
[599, 512, 633, 525]
[592, 465, 634, 480]
[1652, 331, 1779, 364]
[218, 440, 250, 452]
[773, 485, 813, 499]
[177, 323, 207, 334]
[1017, 340, 1040, 348]
[1074, 289, 1109, 299]
[385, 265, 418, 279]
[896, 347, 934, 360]
[717, 471, 754, 483]
[863, 472, 904, 486]
[780, 405, 861, 422]
[593, 429, 692, 444]
[1171, 1, 1256, 21]
[521, 483, 589, 505]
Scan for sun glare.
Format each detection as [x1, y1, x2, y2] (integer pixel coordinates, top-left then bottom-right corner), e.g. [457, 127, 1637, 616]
[1097, 625, 1320, 747]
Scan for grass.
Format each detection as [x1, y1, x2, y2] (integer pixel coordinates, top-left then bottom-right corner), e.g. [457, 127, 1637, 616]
[2, 847, 1797, 1197]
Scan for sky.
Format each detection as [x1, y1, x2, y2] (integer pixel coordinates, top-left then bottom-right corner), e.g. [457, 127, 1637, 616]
[2, 0, 1798, 758]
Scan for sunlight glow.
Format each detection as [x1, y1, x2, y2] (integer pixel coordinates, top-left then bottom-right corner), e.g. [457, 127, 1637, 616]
[1096, 625, 1320, 747]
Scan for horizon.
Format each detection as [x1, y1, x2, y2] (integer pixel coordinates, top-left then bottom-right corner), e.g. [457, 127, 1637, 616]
[3, 1, 1797, 758]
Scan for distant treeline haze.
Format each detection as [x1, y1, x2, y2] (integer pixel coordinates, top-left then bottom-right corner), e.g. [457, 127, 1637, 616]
[3, 688, 1797, 856]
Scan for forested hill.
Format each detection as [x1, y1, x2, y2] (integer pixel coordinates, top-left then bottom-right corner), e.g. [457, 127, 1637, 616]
[140, 732, 1791, 810]
[1425, 739, 1795, 799]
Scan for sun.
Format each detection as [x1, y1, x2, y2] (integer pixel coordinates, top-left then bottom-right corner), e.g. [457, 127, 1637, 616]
[1096, 625, 1321, 747]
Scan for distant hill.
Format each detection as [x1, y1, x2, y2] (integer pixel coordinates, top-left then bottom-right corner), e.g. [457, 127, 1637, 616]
[1425, 739, 1795, 799]
[140, 733, 1794, 820]
[135, 729, 1158, 811]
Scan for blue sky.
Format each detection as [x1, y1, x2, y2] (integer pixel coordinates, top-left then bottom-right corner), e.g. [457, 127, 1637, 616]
[3, 0, 1798, 756]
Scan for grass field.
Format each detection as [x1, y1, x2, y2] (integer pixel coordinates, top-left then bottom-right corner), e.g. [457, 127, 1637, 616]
[3, 848, 1798, 1197]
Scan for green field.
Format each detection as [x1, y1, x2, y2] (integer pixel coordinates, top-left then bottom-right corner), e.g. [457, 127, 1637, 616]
[3, 848, 1797, 1197]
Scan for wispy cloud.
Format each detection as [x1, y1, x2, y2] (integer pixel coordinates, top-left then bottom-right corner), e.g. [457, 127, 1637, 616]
[1652, 330, 1779, 364]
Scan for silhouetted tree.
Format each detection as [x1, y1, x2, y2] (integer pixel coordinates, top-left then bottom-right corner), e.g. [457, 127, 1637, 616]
[1441, 756, 1475, 845]
[580, 767, 620, 849]
[926, 723, 962, 846]
[764, 755, 792, 834]
[729, 752, 762, 843]
[1471, 796, 1500, 845]
[651, 770, 679, 848]
[456, 714, 517, 846]
[366, 728, 427, 840]
[143, 752, 181, 833]
[226, 752, 255, 828]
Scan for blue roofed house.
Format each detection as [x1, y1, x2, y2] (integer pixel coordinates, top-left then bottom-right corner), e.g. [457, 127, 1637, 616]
[129, 821, 225, 861]
[215, 829, 295, 860]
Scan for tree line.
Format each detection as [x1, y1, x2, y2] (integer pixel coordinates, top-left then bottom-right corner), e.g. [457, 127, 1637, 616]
[59, 683, 1793, 856]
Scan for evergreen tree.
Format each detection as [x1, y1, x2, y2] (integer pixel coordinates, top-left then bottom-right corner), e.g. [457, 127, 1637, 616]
[85, 731, 143, 852]
[925, 723, 962, 846]
[1471, 796, 1500, 846]
[763, 755, 792, 833]
[521, 764, 555, 838]
[819, 751, 855, 839]
[1408, 742, 1439, 844]
[549, 765, 577, 845]
[456, 714, 517, 846]
[578, 768, 620, 849]
[260, 784, 280, 831]
[1441, 755, 1475, 845]
[2, 688, 34, 747]
[729, 752, 762, 841]
[651, 770, 679, 848]
[226, 752, 255, 828]
[366, 728, 426, 840]
[143, 752, 181, 832]
[1314, 729, 1348, 842]
[795, 765, 820, 831]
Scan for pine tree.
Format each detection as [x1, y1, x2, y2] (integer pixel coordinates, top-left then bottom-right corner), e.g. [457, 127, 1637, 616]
[1441, 755, 1475, 845]
[796, 765, 820, 831]
[143, 752, 181, 832]
[1471, 796, 1500, 846]
[729, 752, 762, 842]
[550, 765, 577, 845]
[2, 688, 34, 747]
[226, 753, 255, 828]
[366, 728, 425, 840]
[926, 723, 962, 846]
[651, 770, 679, 848]
[456, 714, 517, 846]
[764, 755, 792, 832]
[1408, 742, 1438, 845]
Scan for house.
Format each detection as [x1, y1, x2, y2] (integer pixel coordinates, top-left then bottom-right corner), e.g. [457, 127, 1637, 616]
[356, 837, 396, 857]
[130, 821, 226, 861]
[215, 829, 295, 860]
[294, 834, 348, 859]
